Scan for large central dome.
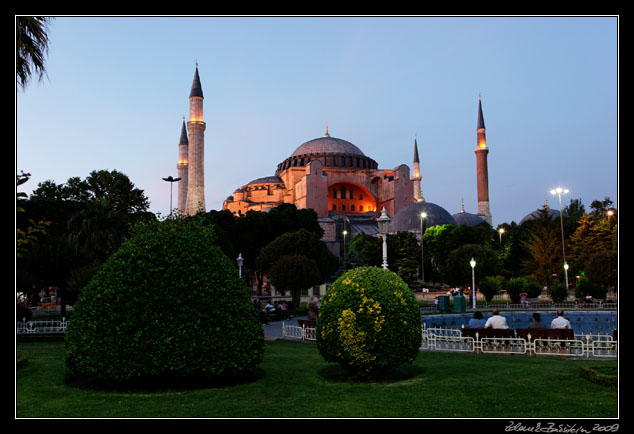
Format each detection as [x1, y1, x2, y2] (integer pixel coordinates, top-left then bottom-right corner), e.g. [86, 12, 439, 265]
[276, 131, 378, 175]
[290, 135, 366, 158]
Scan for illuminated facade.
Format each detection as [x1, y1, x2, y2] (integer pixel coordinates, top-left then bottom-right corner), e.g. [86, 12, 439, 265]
[412, 136, 424, 202]
[222, 128, 414, 250]
[174, 66, 493, 242]
[176, 119, 189, 213]
[181, 65, 206, 215]
[475, 95, 492, 225]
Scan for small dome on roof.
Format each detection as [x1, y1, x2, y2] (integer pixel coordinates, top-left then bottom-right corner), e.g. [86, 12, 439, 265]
[520, 206, 566, 225]
[453, 211, 486, 227]
[389, 202, 457, 233]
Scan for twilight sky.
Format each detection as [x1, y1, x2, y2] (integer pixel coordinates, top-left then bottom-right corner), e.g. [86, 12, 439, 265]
[16, 16, 618, 226]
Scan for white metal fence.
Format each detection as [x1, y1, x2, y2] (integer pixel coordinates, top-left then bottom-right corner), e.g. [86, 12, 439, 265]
[420, 301, 618, 313]
[280, 322, 617, 359]
[282, 322, 317, 341]
[420, 325, 617, 359]
[16, 318, 69, 334]
[19, 317, 617, 359]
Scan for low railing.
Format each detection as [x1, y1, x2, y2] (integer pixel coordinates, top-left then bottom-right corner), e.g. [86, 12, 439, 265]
[282, 322, 316, 341]
[16, 318, 69, 334]
[421, 301, 618, 313]
[421, 325, 617, 359]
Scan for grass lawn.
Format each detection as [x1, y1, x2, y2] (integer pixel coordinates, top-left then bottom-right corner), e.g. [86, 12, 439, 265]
[16, 339, 617, 418]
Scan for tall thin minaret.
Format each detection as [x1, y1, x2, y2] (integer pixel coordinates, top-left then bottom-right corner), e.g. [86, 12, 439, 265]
[475, 94, 492, 225]
[177, 117, 189, 213]
[412, 135, 424, 202]
[185, 64, 206, 215]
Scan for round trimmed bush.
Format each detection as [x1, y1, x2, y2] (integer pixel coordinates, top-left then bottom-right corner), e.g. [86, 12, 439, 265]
[316, 266, 422, 380]
[65, 217, 264, 383]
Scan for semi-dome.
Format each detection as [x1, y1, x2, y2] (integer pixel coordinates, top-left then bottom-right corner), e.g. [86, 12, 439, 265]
[389, 202, 457, 233]
[247, 175, 284, 185]
[290, 135, 365, 158]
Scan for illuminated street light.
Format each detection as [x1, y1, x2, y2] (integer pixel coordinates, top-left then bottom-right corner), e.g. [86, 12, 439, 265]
[342, 229, 348, 268]
[550, 187, 569, 289]
[237, 253, 244, 278]
[470, 257, 476, 309]
[377, 207, 392, 270]
[498, 227, 505, 248]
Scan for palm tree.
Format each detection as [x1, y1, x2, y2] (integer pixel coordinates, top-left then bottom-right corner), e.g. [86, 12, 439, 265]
[16, 16, 53, 89]
[67, 199, 129, 266]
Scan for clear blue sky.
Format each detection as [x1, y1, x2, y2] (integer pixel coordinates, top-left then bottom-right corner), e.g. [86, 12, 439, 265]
[16, 16, 618, 226]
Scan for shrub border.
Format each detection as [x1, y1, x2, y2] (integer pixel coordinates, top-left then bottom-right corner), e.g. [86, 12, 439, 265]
[578, 366, 617, 387]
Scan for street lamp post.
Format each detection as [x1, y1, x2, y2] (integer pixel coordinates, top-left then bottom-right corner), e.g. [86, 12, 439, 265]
[162, 176, 182, 214]
[550, 187, 569, 289]
[342, 229, 348, 268]
[377, 207, 392, 270]
[420, 212, 427, 283]
[470, 257, 476, 309]
[237, 253, 244, 278]
[498, 227, 505, 249]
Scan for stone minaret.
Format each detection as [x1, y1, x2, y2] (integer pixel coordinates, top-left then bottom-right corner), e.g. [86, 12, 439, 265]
[412, 136, 424, 202]
[475, 94, 492, 225]
[177, 118, 189, 213]
[185, 65, 206, 215]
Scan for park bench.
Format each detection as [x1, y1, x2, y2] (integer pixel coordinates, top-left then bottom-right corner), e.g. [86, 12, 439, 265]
[460, 328, 520, 353]
[461, 328, 514, 339]
[516, 328, 547, 340]
[534, 328, 580, 356]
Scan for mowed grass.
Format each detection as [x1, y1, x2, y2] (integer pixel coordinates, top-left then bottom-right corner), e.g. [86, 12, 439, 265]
[16, 339, 617, 418]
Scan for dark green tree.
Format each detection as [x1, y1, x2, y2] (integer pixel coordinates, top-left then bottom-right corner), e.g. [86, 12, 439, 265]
[478, 276, 502, 302]
[520, 207, 562, 287]
[256, 228, 339, 295]
[268, 255, 322, 307]
[584, 250, 617, 294]
[348, 234, 382, 267]
[17, 170, 153, 312]
[202, 204, 325, 295]
[444, 244, 500, 288]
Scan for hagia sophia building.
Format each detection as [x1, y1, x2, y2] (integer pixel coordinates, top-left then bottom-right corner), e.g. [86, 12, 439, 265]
[176, 66, 493, 256]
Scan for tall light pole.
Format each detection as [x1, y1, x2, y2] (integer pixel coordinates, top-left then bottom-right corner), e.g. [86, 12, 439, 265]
[377, 207, 391, 270]
[236, 253, 244, 278]
[470, 257, 476, 309]
[550, 187, 569, 290]
[420, 211, 427, 283]
[498, 227, 505, 249]
[342, 229, 348, 268]
[162, 176, 182, 214]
